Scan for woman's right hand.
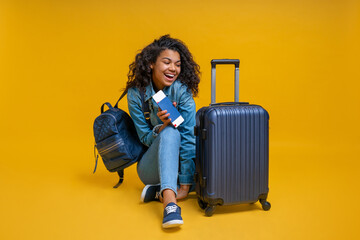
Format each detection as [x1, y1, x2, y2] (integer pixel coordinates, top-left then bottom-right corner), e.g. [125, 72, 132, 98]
[157, 109, 171, 133]
[156, 102, 176, 133]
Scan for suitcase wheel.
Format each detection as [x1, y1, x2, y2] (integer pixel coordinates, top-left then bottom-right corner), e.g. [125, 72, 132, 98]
[197, 198, 207, 210]
[205, 205, 216, 217]
[260, 199, 271, 211]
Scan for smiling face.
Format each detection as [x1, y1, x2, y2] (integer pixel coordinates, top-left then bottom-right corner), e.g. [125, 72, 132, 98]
[150, 49, 181, 90]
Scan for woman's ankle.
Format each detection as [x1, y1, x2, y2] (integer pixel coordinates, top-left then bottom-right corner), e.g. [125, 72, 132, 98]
[162, 189, 176, 208]
[176, 185, 190, 200]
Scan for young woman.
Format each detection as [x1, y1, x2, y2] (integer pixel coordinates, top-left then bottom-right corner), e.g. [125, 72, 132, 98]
[125, 35, 200, 228]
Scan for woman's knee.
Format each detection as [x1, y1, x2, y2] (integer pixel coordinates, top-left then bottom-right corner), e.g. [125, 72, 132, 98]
[137, 162, 160, 185]
[158, 126, 180, 143]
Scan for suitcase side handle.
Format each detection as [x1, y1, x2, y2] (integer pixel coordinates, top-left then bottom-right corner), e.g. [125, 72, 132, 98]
[211, 59, 240, 104]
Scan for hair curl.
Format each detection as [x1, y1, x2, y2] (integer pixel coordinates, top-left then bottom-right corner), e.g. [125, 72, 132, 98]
[125, 35, 200, 96]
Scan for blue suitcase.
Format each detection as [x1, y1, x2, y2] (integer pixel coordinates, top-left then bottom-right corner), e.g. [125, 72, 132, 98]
[195, 59, 271, 216]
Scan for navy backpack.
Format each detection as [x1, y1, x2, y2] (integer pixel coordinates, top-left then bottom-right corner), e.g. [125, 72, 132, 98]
[93, 91, 150, 188]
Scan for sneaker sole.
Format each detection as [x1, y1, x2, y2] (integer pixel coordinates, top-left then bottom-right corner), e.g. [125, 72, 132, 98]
[140, 184, 159, 203]
[162, 220, 184, 229]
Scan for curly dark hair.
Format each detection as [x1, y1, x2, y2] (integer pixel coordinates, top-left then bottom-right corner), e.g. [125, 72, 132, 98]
[124, 35, 200, 96]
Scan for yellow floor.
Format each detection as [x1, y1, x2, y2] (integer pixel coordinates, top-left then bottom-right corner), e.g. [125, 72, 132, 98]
[1, 137, 358, 240]
[1, 1, 359, 239]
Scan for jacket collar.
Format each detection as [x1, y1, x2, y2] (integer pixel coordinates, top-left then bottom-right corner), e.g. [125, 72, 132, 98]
[144, 81, 172, 101]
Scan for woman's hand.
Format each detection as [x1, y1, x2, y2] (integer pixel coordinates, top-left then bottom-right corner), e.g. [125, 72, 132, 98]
[157, 102, 177, 133]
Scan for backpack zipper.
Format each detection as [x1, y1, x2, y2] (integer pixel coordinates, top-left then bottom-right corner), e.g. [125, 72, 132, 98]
[98, 140, 122, 155]
[101, 112, 117, 122]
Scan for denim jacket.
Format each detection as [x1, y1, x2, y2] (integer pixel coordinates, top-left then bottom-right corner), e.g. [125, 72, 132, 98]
[127, 80, 196, 185]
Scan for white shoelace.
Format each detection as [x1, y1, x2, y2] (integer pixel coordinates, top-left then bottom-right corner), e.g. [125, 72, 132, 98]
[165, 205, 178, 214]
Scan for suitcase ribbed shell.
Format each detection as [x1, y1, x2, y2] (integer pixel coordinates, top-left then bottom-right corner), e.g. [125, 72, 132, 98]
[196, 104, 269, 206]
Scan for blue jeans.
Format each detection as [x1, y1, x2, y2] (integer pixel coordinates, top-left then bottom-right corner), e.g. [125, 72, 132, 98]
[137, 126, 181, 197]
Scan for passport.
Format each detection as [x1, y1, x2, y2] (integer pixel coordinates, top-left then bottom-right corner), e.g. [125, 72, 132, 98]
[152, 90, 184, 128]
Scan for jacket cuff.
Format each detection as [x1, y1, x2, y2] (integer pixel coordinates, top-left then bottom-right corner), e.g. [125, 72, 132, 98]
[152, 124, 163, 137]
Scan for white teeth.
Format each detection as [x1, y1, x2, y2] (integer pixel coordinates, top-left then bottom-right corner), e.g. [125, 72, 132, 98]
[165, 74, 175, 78]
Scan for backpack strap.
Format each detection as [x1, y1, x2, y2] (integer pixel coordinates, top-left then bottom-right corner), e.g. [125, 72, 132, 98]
[93, 144, 99, 173]
[140, 91, 153, 129]
[114, 90, 127, 109]
[101, 102, 114, 113]
[114, 89, 152, 129]
[113, 170, 124, 188]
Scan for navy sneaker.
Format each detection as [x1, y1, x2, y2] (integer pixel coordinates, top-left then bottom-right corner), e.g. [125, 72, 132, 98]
[162, 202, 184, 228]
[140, 184, 161, 203]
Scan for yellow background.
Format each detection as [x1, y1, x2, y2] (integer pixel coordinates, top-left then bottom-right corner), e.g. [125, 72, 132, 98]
[1, 0, 359, 239]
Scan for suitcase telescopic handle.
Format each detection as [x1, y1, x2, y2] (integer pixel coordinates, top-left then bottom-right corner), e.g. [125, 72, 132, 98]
[211, 59, 240, 104]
